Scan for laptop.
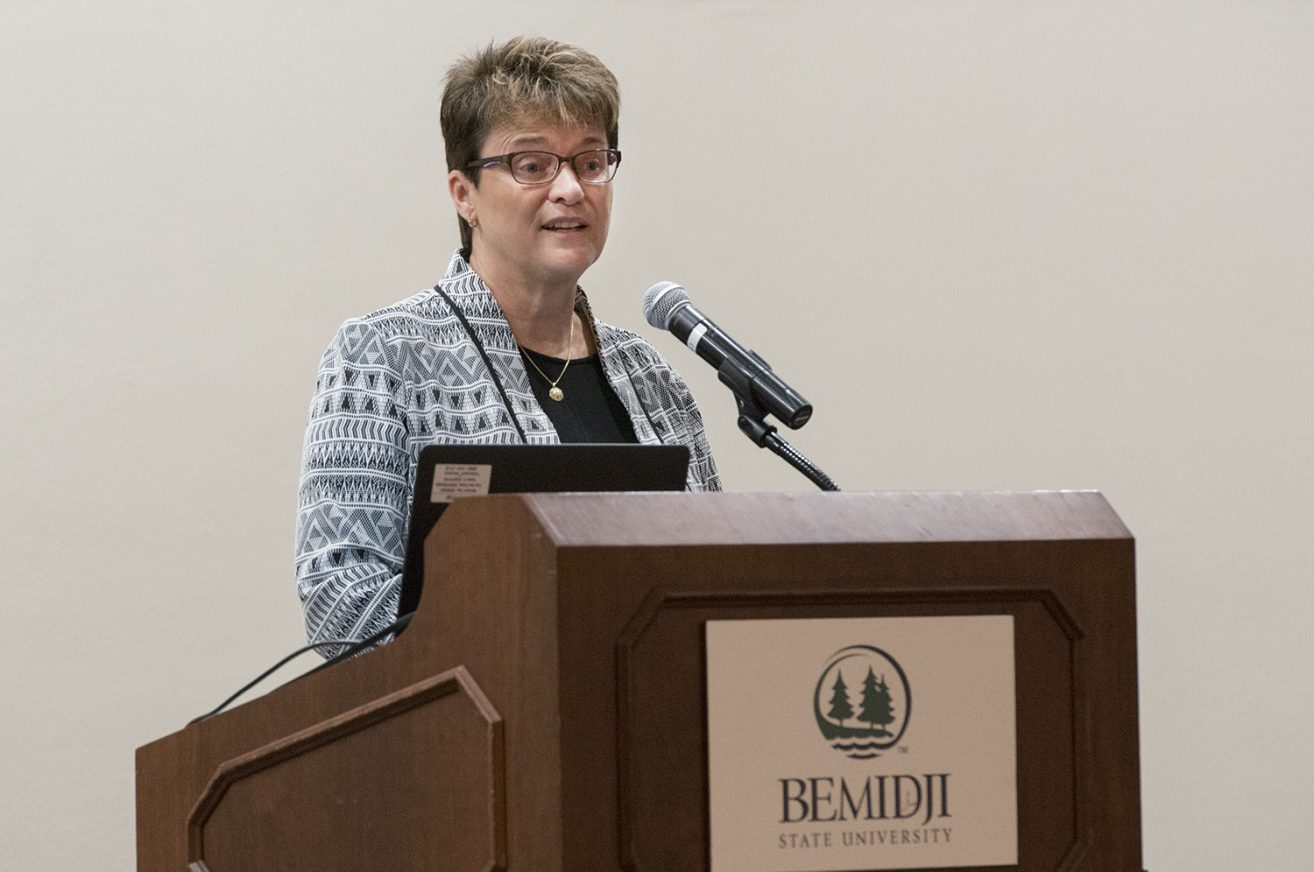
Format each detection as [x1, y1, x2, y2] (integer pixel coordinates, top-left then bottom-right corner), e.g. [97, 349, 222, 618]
[397, 443, 690, 619]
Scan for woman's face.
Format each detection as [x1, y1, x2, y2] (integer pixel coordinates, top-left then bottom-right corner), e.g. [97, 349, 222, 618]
[450, 123, 613, 292]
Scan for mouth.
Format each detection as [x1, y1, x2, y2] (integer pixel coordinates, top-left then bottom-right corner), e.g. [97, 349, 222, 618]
[542, 220, 588, 233]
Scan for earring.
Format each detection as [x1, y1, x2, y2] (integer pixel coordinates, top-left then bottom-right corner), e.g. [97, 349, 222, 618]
[469, 216, 478, 229]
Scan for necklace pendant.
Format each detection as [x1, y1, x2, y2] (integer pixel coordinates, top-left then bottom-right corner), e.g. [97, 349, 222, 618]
[549, 386, 565, 402]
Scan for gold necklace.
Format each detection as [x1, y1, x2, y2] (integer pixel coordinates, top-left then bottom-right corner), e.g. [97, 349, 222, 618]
[521, 316, 574, 402]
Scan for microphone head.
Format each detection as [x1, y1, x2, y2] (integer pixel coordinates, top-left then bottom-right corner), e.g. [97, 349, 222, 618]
[643, 281, 689, 329]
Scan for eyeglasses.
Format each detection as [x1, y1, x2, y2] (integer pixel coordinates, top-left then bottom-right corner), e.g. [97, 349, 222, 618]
[465, 148, 622, 186]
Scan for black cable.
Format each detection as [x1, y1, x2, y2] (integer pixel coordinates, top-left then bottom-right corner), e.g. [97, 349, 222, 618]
[187, 638, 357, 726]
[300, 611, 416, 679]
[186, 611, 416, 726]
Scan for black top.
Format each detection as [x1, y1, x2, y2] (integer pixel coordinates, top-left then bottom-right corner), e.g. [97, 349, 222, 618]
[520, 348, 638, 444]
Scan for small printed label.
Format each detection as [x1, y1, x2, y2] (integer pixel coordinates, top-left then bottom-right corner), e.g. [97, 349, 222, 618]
[430, 463, 492, 503]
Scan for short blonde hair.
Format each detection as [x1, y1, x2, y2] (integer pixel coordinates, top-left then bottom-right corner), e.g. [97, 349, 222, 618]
[441, 36, 621, 254]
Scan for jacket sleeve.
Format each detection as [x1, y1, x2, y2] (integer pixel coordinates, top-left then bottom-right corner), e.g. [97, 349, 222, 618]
[294, 318, 412, 657]
[667, 367, 723, 492]
[602, 325, 724, 493]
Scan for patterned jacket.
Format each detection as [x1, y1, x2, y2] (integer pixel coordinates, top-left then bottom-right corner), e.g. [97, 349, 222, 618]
[295, 251, 721, 652]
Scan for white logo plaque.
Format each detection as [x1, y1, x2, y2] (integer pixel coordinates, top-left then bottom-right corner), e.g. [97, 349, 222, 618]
[706, 615, 1018, 871]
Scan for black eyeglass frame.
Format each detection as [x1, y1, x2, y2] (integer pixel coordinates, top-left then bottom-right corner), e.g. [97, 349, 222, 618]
[464, 148, 622, 186]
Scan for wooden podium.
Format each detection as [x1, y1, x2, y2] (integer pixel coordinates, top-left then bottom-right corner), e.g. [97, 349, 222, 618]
[136, 491, 1141, 872]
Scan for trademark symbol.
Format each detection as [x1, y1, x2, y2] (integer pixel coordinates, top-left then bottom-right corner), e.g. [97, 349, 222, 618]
[898, 745, 909, 754]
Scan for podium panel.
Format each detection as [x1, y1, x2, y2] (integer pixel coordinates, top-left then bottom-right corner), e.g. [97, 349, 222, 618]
[183, 668, 503, 872]
[619, 589, 1087, 871]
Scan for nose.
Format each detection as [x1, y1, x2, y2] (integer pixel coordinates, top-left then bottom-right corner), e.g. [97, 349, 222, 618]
[548, 161, 585, 204]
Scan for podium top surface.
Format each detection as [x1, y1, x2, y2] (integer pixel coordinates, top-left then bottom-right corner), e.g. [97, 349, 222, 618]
[453, 490, 1131, 549]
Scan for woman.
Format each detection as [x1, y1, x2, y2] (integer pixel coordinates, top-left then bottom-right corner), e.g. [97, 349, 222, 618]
[295, 37, 721, 654]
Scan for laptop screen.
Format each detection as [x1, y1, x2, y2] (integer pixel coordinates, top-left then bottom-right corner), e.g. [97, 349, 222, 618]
[397, 443, 690, 619]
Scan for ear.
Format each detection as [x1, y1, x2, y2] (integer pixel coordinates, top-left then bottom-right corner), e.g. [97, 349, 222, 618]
[448, 169, 477, 223]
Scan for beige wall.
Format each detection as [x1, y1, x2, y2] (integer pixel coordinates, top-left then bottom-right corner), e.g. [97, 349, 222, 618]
[3, 1, 1311, 869]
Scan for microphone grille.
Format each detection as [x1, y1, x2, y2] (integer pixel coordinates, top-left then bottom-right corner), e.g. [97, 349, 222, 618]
[643, 281, 689, 329]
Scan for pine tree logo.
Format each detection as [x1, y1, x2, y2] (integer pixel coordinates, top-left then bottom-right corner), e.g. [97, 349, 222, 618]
[812, 645, 911, 759]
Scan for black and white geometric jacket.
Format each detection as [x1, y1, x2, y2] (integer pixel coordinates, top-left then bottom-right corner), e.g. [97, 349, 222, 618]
[295, 251, 721, 654]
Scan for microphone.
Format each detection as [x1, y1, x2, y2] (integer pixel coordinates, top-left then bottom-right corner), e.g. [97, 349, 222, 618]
[643, 282, 812, 429]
